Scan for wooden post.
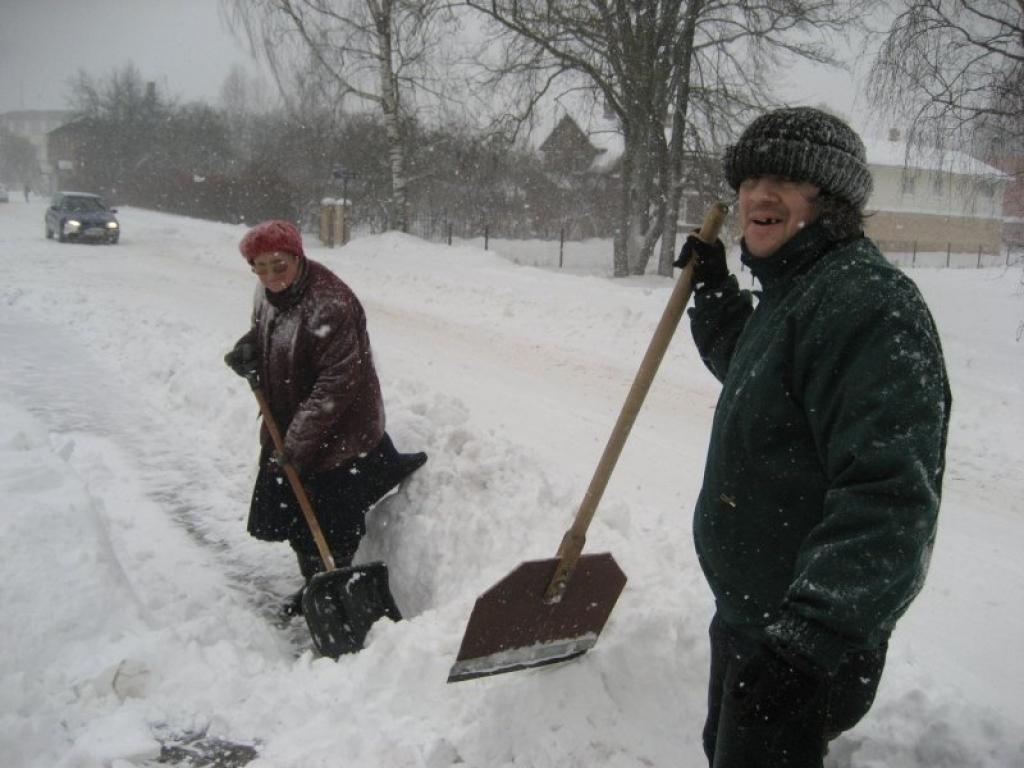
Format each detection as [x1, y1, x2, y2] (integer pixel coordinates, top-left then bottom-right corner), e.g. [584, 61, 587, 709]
[484, 225, 489, 251]
[560, 227, 565, 268]
[946, 243, 951, 268]
[319, 199, 334, 246]
[977, 245, 982, 269]
[912, 241, 917, 267]
[342, 202, 351, 245]
[447, 222, 453, 246]
[331, 202, 344, 247]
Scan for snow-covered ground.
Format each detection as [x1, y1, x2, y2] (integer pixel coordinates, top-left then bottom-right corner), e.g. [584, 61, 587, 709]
[1, 198, 1022, 767]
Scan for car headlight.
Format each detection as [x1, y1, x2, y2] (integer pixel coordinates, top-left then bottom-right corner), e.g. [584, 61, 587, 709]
[106, 221, 119, 229]
[65, 219, 82, 233]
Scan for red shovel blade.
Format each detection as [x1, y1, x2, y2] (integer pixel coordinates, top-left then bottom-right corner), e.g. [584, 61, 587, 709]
[447, 553, 626, 683]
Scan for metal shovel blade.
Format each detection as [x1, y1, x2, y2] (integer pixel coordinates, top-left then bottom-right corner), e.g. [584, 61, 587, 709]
[302, 562, 402, 658]
[447, 553, 626, 683]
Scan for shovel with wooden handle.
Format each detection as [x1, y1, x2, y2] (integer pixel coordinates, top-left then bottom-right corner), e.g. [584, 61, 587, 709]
[447, 202, 729, 683]
[247, 379, 401, 658]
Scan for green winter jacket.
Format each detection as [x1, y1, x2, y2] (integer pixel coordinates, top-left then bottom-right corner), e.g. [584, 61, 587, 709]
[689, 222, 951, 675]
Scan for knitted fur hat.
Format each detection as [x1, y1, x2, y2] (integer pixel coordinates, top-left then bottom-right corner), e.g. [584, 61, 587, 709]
[239, 219, 305, 263]
[723, 107, 873, 211]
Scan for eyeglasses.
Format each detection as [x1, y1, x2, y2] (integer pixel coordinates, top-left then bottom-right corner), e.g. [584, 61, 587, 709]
[251, 258, 292, 276]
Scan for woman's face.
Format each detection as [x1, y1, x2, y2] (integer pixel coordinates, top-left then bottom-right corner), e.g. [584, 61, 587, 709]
[251, 250, 299, 293]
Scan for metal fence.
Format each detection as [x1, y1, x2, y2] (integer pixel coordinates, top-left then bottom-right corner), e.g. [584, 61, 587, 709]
[409, 220, 1024, 275]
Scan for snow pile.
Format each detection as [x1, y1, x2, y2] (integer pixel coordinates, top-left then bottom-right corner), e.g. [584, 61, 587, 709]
[1, 200, 1022, 766]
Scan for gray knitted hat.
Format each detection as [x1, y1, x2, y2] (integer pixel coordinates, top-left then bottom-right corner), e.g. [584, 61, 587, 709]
[723, 107, 873, 211]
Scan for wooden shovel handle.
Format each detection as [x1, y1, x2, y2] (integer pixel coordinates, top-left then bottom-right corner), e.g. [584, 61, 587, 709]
[544, 202, 729, 602]
[249, 381, 337, 572]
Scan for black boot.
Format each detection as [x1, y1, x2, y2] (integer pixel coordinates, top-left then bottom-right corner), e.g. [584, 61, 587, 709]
[280, 587, 305, 618]
[280, 550, 326, 620]
[394, 450, 428, 479]
[361, 433, 427, 506]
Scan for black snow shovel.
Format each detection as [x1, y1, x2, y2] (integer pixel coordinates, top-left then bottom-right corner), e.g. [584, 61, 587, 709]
[447, 202, 729, 683]
[247, 379, 402, 658]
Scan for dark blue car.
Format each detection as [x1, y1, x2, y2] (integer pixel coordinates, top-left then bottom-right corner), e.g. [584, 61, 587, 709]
[45, 191, 120, 244]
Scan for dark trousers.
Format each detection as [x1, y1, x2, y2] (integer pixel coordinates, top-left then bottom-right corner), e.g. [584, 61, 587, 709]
[249, 432, 422, 557]
[291, 545, 334, 584]
[703, 614, 886, 768]
[249, 432, 426, 595]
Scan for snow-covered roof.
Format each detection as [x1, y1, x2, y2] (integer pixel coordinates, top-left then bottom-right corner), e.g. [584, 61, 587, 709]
[556, 110, 1007, 181]
[864, 139, 1005, 178]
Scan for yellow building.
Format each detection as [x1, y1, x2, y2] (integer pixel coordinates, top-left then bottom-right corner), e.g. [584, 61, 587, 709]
[864, 134, 1007, 256]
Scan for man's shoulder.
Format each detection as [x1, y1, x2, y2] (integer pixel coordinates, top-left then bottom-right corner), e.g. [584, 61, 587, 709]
[820, 236, 921, 298]
[795, 237, 935, 332]
[826, 235, 888, 269]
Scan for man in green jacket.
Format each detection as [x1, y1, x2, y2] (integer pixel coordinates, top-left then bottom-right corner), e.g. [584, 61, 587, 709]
[677, 107, 951, 767]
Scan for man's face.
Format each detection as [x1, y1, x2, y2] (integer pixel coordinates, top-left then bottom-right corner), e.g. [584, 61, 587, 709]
[738, 175, 821, 258]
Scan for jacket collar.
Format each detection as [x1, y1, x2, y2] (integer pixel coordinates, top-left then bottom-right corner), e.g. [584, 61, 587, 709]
[740, 221, 836, 288]
[265, 257, 310, 310]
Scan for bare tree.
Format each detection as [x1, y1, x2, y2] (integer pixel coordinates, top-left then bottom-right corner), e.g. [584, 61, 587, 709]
[219, 65, 282, 172]
[466, 0, 862, 276]
[220, 65, 278, 118]
[66, 65, 175, 197]
[867, 0, 1024, 161]
[223, 0, 460, 232]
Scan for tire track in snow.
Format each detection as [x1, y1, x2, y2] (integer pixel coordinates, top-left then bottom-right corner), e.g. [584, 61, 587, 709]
[0, 315, 301, 649]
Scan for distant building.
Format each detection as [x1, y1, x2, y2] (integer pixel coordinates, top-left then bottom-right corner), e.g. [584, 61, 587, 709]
[863, 130, 1007, 255]
[536, 114, 723, 239]
[46, 118, 95, 193]
[537, 114, 1010, 256]
[539, 115, 605, 175]
[983, 154, 1024, 247]
[0, 110, 74, 191]
[534, 114, 615, 238]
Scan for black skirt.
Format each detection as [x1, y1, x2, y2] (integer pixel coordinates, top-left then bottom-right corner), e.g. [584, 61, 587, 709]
[247, 432, 424, 561]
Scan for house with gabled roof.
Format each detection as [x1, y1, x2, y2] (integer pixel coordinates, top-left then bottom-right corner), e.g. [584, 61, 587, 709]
[535, 114, 724, 239]
[537, 114, 1010, 256]
[539, 115, 606, 176]
[862, 130, 1008, 256]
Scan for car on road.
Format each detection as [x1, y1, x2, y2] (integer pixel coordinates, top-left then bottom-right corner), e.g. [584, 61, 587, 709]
[0, 184, 9, 203]
[45, 191, 120, 244]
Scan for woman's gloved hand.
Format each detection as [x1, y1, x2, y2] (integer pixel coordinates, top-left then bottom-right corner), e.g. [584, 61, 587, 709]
[269, 449, 302, 477]
[224, 341, 259, 380]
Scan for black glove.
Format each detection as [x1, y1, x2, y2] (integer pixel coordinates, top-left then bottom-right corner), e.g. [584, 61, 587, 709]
[673, 233, 729, 290]
[224, 341, 259, 380]
[728, 644, 824, 727]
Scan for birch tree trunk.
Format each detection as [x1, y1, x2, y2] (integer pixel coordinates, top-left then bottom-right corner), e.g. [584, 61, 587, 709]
[369, 0, 409, 232]
[657, 0, 702, 276]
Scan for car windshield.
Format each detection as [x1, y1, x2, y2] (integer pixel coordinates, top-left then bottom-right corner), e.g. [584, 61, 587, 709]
[62, 197, 105, 213]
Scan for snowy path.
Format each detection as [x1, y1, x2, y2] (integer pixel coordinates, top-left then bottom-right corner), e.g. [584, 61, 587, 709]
[0, 313, 290, 635]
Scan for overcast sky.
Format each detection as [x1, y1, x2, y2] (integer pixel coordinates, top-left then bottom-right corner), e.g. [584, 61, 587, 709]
[0, 0, 259, 113]
[0, 0, 866, 124]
